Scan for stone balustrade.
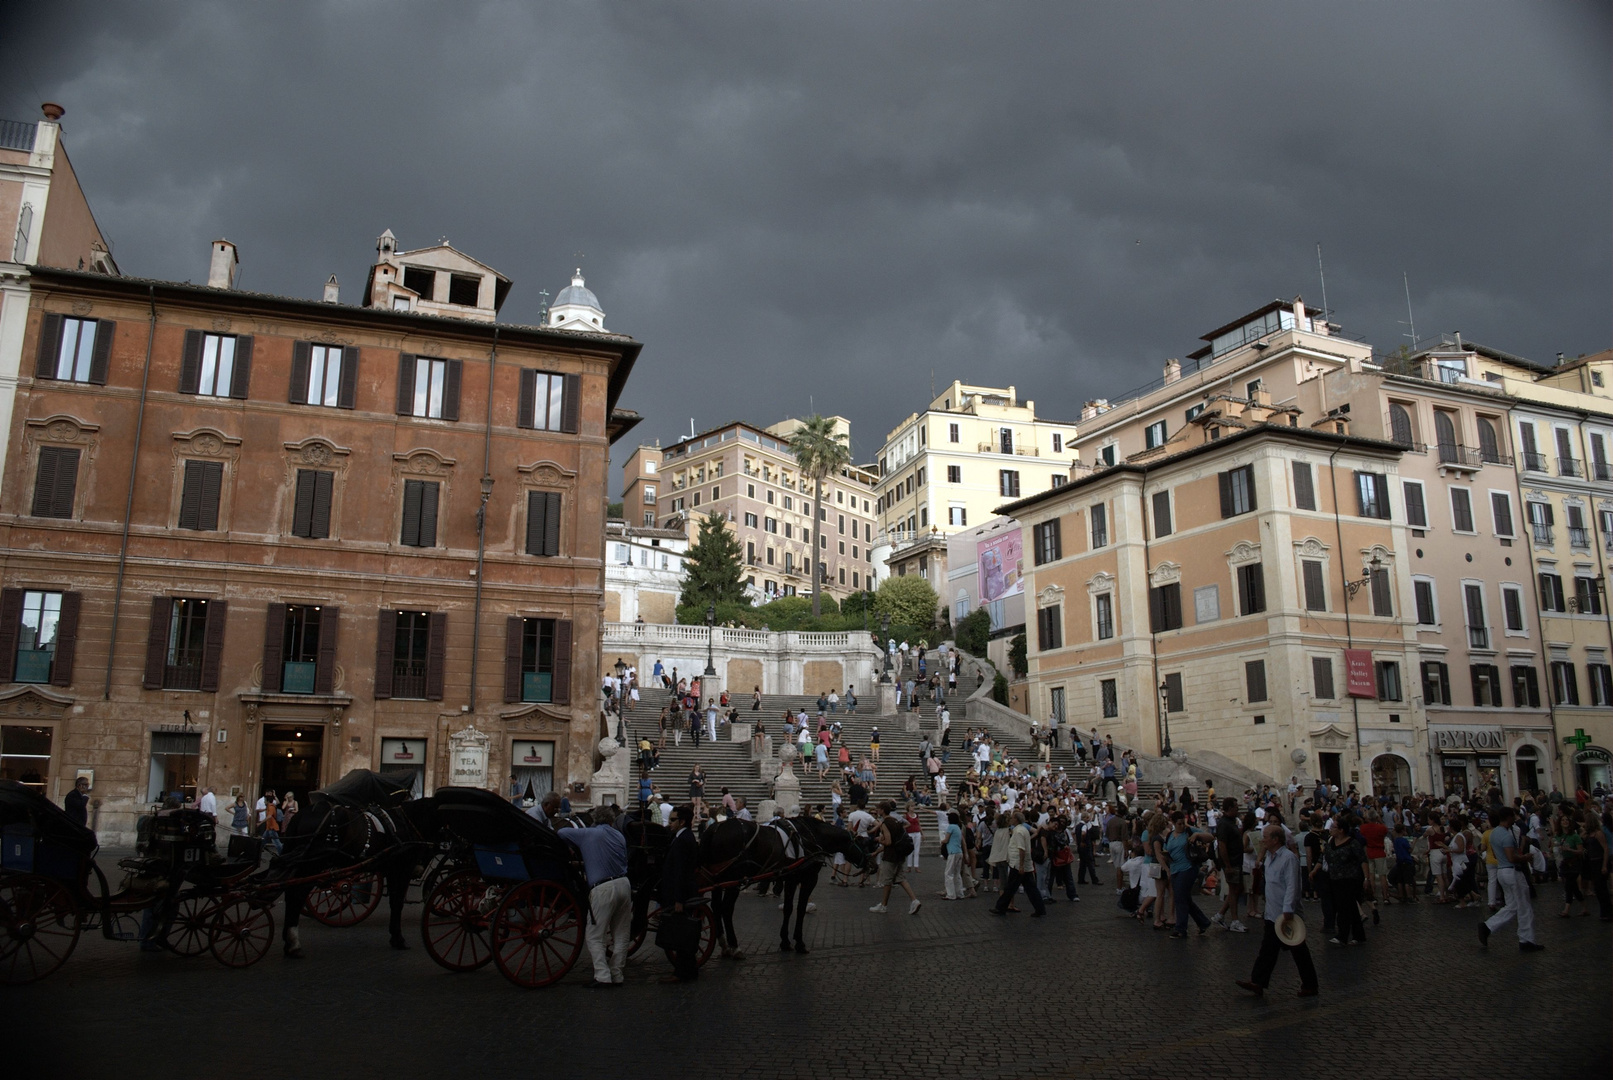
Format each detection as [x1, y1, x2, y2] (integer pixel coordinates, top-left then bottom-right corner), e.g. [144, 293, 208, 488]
[601, 622, 882, 698]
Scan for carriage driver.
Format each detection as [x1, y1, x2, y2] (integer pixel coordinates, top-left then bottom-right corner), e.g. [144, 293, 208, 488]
[556, 803, 632, 987]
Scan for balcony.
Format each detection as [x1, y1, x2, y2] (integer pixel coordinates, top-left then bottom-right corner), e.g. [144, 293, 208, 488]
[1436, 443, 1482, 471]
[1559, 457, 1583, 478]
[164, 660, 204, 691]
[1522, 451, 1548, 472]
[392, 661, 427, 700]
[1594, 461, 1613, 482]
[1569, 526, 1591, 549]
[1531, 524, 1554, 546]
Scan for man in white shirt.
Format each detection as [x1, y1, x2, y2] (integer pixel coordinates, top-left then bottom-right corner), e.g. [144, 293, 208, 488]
[198, 787, 217, 821]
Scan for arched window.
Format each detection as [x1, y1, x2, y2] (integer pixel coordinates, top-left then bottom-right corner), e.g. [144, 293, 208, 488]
[1389, 403, 1414, 447]
[1477, 417, 1500, 463]
[1434, 410, 1457, 453]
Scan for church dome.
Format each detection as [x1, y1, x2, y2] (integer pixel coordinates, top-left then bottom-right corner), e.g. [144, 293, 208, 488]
[552, 271, 600, 312]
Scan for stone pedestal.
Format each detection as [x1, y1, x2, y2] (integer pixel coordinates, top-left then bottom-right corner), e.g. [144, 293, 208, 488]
[773, 759, 802, 816]
[902, 711, 921, 734]
[589, 736, 629, 809]
[877, 682, 898, 717]
[731, 722, 752, 742]
[758, 798, 779, 822]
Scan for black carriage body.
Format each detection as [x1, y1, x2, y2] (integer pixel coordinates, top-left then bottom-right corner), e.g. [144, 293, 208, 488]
[0, 778, 98, 888]
[430, 787, 583, 891]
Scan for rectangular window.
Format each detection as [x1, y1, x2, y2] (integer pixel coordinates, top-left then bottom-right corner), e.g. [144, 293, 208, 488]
[1508, 665, 1539, 708]
[395, 355, 460, 420]
[291, 469, 334, 539]
[1470, 664, 1503, 707]
[1403, 481, 1427, 528]
[999, 470, 1020, 497]
[1245, 659, 1268, 702]
[521, 618, 558, 703]
[387, 610, 435, 700]
[1185, 403, 1206, 423]
[1355, 472, 1390, 518]
[1450, 487, 1474, 533]
[524, 491, 562, 556]
[1421, 661, 1452, 706]
[948, 422, 959, 443]
[948, 505, 966, 527]
[1052, 434, 1063, 454]
[1151, 491, 1172, 538]
[1502, 585, 1525, 632]
[1050, 475, 1067, 489]
[1539, 572, 1566, 613]
[1414, 579, 1436, 625]
[1550, 661, 1579, 706]
[1462, 584, 1487, 648]
[518, 370, 571, 431]
[1162, 672, 1184, 713]
[1036, 604, 1062, 651]
[947, 465, 961, 483]
[1033, 520, 1062, 565]
[1237, 562, 1266, 616]
[743, 512, 758, 527]
[1527, 500, 1553, 545]
[1095, 594, 1114, 640]
[1588, 664, 1613, 707]
[31, 446, 80, 519]
[39, 316, 111, 384]
[1149, 582, 1183, 633]
[1303, 560, 1328, 612]
[279, 605, 323, 694]
[187, 333, 250, 398]
[1312, 655, 1335, 699]
[1219, 465, 1256, 517]
[1145, 419, 1167, 449]
[1375, 660, 1402, 702]
[1100, 679, 1118, 718]
[1090, 503, 1108, 548]
[13, 591, 63, 684]
[838, 514, 845, 534]
[1293, 461, 1315, 511]
[1490, 492, 1514, 537]
[1567, 504, 1590, 549]
[764, 517, 777, 533]
[399, 479, 440, 548]
[1370, 568, 1393, 617]
[177, 460, 223, 531]
[1577, 577, 1604, 616]
[1000, 428, 1014, 454]
[289, 343, 357, 408]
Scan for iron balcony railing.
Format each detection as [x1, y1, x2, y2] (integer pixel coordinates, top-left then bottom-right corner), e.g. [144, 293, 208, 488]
[1593, 461, 1612, 482]
[1569, 527, 1591, 549]
[1558, 456, 1582, 478]
[164, 661, 203, 691]
[1436, 443, 1482, 469]
[0, 119, 37, 152]
[1522, 451, 1549, 472]
[393, 661, 427, 699]
[1531, 524, 1554, 546]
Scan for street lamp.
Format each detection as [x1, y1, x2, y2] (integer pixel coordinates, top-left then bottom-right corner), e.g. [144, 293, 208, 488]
[1159, 681, 1173, 758]
[1342, 553, 1386, 601]
[879, 613, 893, 684]
[703, 603, 717, 676]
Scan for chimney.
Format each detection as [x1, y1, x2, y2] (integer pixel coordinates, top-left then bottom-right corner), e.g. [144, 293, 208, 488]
[1292, 296, 1306, 325]
[323, 275, 340, 304]
[208, 239, 238, 289]
[1163, 358, 1181, 384]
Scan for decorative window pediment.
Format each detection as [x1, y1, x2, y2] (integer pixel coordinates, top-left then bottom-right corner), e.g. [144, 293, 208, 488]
[1036, 584, 1065, 610]
[1149, 561, 1181, 587]
[1293, 536, 1329, 558]
[1226, 540, 1262, 566]
[1086, 571, 1116, 596]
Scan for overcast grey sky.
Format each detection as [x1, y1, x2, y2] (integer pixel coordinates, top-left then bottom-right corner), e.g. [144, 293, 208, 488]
[3, 2, 1608, 488]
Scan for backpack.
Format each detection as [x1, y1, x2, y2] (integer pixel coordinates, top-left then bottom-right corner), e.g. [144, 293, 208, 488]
[1186, 833, 1214, 865]
[885, 819, 914, 858]
[1118, 884, 1141, 912]
[1031, 831, 1048, 864]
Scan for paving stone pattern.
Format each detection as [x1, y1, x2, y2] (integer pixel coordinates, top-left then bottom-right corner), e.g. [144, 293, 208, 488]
[8, 859, 1607, 1079]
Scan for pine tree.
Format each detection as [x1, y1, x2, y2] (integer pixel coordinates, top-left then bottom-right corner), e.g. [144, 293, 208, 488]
[678, 512, 748, 610]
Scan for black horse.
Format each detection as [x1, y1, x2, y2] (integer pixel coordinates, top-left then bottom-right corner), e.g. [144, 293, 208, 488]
[770, 816, 873, 954]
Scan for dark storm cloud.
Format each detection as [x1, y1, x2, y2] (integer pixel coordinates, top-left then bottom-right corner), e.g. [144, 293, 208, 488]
[2, 1, 1607, 483]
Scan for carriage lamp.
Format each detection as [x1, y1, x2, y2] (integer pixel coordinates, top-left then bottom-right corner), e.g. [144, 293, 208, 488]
[1343, 553, 1386, 600]
[1159, 681, 1173, 758]
[614, 657, 627, 681]
[879, 613, 893, 683]
[703, 604, 717, 676]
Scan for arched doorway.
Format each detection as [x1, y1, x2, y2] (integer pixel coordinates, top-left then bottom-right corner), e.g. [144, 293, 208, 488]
[1371, 754, 1411, 799]
[1514, 745, 1541, 796]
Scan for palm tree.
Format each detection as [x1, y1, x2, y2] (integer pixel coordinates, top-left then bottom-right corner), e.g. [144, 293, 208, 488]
[789, 414, 853, 617]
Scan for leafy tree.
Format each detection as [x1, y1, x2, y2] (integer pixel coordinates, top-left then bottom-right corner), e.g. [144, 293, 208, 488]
[789, 414, 853, 617]
[606, 501, 624, 520]
[678, 512, 748, 611]
[1008, 632, 1027, 678]
[955, 608, 990, 656]
[992, 669, 1009, 706]
[875, 575, 938, 630]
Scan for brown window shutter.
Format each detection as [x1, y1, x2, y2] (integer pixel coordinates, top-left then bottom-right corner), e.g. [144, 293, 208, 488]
[419, 480, 439, 547]
[543, 492, 562, 556]
[32, 447, 80, 519]
[178, 461, 204, 529]
[88, 320, 115, 385]
[373, 609, 395, 700]
[504, 616, 523, 703]
[179, 329, 204, 393]
[441, 359, 461, 421]
[551, 619, 572, 705]
[292, 471, 315, 537]
[199, 599, 227, 692]
[396, 354, 416, 415]
[338, 346, 359, 409]
[261, 602, 286, 692]
[197, 460, 222, 531]
[525, 491, 544, 556]
[229, 335, 253, 399]
[400, 480, 423, 546]
[517, 369, 536, 429]
[0, 588, 25, 682]
[1218, 471, 1234, 518]
[289, 341, 311, 404]
[143, 596, 173, 690]
[310, 470, 334, 538]
[425, 611, 447, 701]
[314, 607, 339, 693]
[34, 312, 64, 378]
[560, 373, 580, 434]
[1050, 519, 1062, 561]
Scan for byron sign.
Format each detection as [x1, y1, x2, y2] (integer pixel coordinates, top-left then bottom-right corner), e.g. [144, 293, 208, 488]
[1430, 727, 1505, 751]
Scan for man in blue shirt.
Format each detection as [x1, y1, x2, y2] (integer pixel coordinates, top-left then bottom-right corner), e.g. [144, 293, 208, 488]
[1478, 806, 1542, 952]
[557, 803, 632, 986]
[942, 811, 965, 899]
[1238, 824, 1319, 997]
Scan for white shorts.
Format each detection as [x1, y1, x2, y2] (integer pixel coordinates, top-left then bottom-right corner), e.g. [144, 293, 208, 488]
[1430, 850, 1448, 874]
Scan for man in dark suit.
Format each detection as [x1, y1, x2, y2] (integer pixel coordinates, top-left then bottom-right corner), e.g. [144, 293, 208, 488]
[658, 803, 701, 983]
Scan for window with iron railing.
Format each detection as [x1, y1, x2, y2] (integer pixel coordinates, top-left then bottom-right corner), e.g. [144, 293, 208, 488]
[165, 599, 210, 690]
[1522, 451, 1548, 472]
[1558, 457, 1582, 478]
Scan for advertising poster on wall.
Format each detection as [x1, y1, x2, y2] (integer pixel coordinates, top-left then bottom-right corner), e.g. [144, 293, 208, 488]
[978, 531, 1024, 603]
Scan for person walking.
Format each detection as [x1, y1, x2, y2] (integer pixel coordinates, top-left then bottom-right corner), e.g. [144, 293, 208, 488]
[1324, 817, 1367, 945]
[1212, 798, 1249, 932]
[869, 802, 923, 914]
[261, 795, 283, 854]
[229, 795, 251, 836]
[1165, 812, 1212, 937]
[941, 811, 965, 900]
[1478, 806, 1543, 952]
[658, 804, 702, 982]
[991, 812, 1046, 917]
[1237, 824, 1319, 998]
[869, 726, 881, 764]
[64, 775, 90, 828]
[558, 803, 633, 987]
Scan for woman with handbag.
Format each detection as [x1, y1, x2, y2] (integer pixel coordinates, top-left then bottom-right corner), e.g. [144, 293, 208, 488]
[1325, 817, 1368, 945]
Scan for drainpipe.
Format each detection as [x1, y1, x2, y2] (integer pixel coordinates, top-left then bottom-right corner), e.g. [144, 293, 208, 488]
[104, 286, 158, 699]
[1326, 439, 1364, 778]
[1514, 414, 1563, 792]
[1139, 466, 1163, 757]
[467, 326, 498, 714]
[1579, 415, 1613, 788]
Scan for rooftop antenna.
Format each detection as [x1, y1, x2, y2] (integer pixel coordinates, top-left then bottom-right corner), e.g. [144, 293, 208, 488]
[1315, 243, 1330, 324]
[1399, 271, 1417, 349]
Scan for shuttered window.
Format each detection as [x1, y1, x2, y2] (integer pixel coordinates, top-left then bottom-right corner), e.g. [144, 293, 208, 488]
[1292, 461, 1315, 511]
[1355, 472, 1390, 519]
[180, 331, 253, 398]
[1245, 659, 1268, 702]
[1090, 503, 1108, 548]
[177, 460, 223, 531]
[144, 597, 226, 691]
[1237, 562, 1266, 616]
[1450, 487, 1474, 532]
[1369, 568, 1393, 616]
[376, 609, 445, 701]
[1490, 492, 1513, 537]
[1414, 579, 1436, 625]
[1162, 672, 1184, 712]
[518, 370, 580, 433]
[0, 588, 81, 687]
[1149, 583, 1183, 633]
[1151, 491, 1172, 537]
[1302, 560, 1327, 611]
[289, 342, 358, 408]
[1032, 519, 1061, 565]
[291, 469, 334, 539]
[1311, 656, 1335, 700]
[31, 446, 80, 518]
[1036, 604, 1062, 651]
[1421, 661, 1451, 706]
[395, 354, 461, 420]
[399, 479, 440, 548]
[525, 491, 562, 556]
[1403, 481, 1427, 528]
[505, 616, 572, 704]
[35, 314, 114, 384]
[1511, 665, 1540, 708]
[1219, 465, 1256, 517]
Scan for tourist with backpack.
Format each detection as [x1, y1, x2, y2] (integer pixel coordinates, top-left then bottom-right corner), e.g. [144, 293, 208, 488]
[868, 801, 923, 915]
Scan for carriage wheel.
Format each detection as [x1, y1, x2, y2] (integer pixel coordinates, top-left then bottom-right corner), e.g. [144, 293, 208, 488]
[0, 873, 82, 985]
[627, 906, 655, 959]
[490, 880, 584, 989]
[693, 903, 717, 967]
[162, 890, 218, 957]
[420, 870, 500, 972]
[207, 894, 275, 969]
[304, 871, 382, 927]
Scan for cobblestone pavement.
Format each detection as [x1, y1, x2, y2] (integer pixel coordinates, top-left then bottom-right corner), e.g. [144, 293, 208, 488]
[7, 861, 1609, 1079]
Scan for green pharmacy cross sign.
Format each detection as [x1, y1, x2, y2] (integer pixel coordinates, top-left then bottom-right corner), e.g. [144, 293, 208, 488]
[1564, 728, 1594, 753]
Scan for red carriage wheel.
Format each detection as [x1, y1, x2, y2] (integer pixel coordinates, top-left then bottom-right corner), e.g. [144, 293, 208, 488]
[162, 889, 218, 957]
[626, 906, 657, 959]
[207, 894, 275, 969]
[0, 873, 82, 985]
[420, 870, 500, 972]
[694, 903, 717, 968]
[304, 870, 383, 927]
[490, 880, 584, 989]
